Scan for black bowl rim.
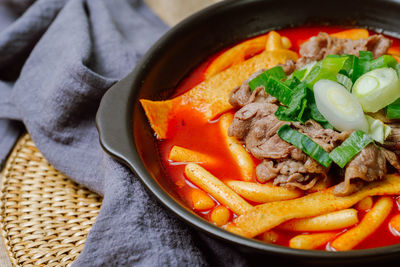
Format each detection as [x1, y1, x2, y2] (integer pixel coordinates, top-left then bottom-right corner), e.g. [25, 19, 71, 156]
[96, 0, 400, 260]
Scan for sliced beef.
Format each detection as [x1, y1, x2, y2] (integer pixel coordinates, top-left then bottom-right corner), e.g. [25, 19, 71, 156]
[296, 33, 392, 68]
[278, 59, 296, 75]
[333, 144, 400, 196]
[229, 69, 277, 108]
[229, 102, 333, 189]
[228, 102, 279, 140]
[384, 123, 400, 152]
[294, 120, 350, 152]
[381, 147, 400, 170]
[256, 160, 280, 182]
[228, 60, 296, 108]
[276, 158, 325, 190]
[366, 35, 393, 58]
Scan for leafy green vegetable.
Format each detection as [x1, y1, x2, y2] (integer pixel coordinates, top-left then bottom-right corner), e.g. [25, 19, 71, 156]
[284, 76, 301, 88]
[386, 98, 400, 119]
[308, 99, 328, 123]
[277, 125, 332, 167]
[297, 99, 308, 121]
[264, 76, 293, 106]
[274, 83, 308, 122]
[292, 61, 317, 82]
[249, 66, 286, 91]
[292, 69, 307, 81]
[329, 130, 373, 168]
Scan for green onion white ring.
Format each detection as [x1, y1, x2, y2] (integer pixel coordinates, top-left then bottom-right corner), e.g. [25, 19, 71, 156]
[353, 67, 400, 113]
[314, 79, 368, 132]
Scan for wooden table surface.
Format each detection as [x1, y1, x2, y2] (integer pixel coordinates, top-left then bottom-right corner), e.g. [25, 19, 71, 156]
[0, 0, 221, 266]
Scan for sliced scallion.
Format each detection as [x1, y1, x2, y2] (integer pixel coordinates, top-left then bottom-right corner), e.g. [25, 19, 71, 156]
[365, 115, 391, 144]
[302, 56, 349, 89]
[369, 55, 398, 70]
[329, 130, 373, 168]
[352, 51, 373, 82]
[274, 83, 309, 122]
[314, 80, 368, 132]
[277, 125, 332, 167]
[336, 73, 353, 91]
[353, 67, 400, 113]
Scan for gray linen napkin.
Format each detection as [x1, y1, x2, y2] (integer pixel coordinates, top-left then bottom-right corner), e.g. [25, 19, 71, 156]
[0, 0, 249, 265]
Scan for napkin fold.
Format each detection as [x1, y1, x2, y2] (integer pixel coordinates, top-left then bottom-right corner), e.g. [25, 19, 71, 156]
[0, 0, 249, 265]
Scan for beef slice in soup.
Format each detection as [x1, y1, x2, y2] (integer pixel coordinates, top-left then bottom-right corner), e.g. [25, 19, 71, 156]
[296, 33, 392, 68]
[384, 123, 400, 153]
[333, 145, 400, 195]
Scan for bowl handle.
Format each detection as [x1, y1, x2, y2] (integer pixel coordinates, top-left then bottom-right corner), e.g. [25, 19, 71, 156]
[96, 74, 136, 164]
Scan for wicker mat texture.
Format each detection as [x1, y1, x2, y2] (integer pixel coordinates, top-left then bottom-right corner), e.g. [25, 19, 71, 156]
[0, 134, 102, 266]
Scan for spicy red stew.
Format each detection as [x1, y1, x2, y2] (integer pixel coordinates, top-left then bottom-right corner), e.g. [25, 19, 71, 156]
[142, 26, 400, 251]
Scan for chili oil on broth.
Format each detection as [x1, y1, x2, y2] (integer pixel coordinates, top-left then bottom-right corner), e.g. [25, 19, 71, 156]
[156, 26, 400, 250]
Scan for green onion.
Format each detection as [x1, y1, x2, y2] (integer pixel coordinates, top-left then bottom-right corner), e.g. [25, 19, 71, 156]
[386, 98, 400, 119]
[329, 130, 373, 168]
[297, 99, 308, 121]
[365, 115, 391, 144]
[307, 97, 328, 123]
[323, 55, 350, 73]
[249, 66, 286, 91]
[302, 56, 349, 88]
[392, 62, 400, 79]
[352, 51, 373, 82]
[339, 54, 355, 77]
[359, 51, 373, 60]
[293, 61, 317, 81]
[277, 125, 332, 167]
[274, 83, 309, 122]
[292, 69, 307, 81]
[284, 76, 301, 88]
[353, 67, 400, 113]
[369, 55, 398, 70]
[314, 80, 368, 132]
[303, 63, 337, 88]
[336, 73, 353, 91]
[263, 76, 293, 106]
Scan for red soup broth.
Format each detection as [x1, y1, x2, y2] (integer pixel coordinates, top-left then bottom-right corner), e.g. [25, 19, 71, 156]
[157, 26, 400, 249]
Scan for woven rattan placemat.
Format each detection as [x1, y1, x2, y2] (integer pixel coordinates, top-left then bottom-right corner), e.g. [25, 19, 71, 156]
[0, 134, 102, 266]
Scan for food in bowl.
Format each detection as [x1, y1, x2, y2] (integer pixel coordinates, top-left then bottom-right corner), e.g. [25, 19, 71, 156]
[140, 26, 400, 251]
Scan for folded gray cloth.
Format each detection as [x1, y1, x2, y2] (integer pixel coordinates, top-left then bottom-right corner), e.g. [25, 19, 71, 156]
[0, 0, 249, 265]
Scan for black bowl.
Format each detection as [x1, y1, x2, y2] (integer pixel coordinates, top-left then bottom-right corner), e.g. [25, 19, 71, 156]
[96, 0, 400, 264]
